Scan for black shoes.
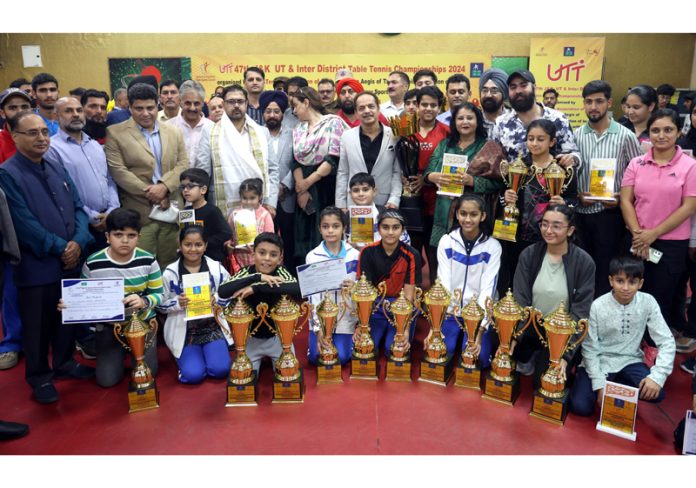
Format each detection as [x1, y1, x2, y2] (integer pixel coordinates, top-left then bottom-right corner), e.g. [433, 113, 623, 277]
[0, 420, 29, 441]
[55, 362, 96, 380]
[33, 382, 59, 404]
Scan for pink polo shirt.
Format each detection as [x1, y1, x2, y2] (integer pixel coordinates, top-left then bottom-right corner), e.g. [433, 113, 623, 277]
[622, 146, 696, 240]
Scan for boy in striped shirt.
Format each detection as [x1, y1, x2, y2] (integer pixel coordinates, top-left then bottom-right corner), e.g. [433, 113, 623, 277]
[61, 208, 164, 387]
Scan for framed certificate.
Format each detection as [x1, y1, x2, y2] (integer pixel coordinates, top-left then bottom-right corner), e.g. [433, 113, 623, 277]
[585, 158, 617, 201]
[349, 206, 375, 245]
[296, 258, 348, 297]
[182, 272, 213, 321]
[596, 381, 639, 441]
[437, 153, 468, 197]
[61, 279, 125, 324]
[233, 208, 257, 248]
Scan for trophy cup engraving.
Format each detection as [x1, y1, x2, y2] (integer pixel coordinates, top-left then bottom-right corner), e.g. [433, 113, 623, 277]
[536, 159, 574, 198]
[530, 301, 588, 425]
[214, 298, 263, 406]
[494, 156, 532, 242]
[418, 279, 456, 386]
[344, 273, 385, 380]
[481, 290, 534, 405]
[258, 295, 311, 403]
[390, 113, 424, 232]
[316, 294, 342, 384]
[453, 293, 485, 390]
[113, 311, 159, 413]
[382, 287, 422, 381]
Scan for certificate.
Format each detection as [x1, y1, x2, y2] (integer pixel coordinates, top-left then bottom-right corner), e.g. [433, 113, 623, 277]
[585, 158, 617, 201]
[437, 153, 468, 197]
[296, 258, 348, 298]
[61, 279, 125, 324]
[349, 206, 375, 245]
[182, 272, 213, 321]
[684, 410, 696, 455]
[233, 208, 257, 248]
[596, 381, 639, 441]
[178, 208, 196, 228]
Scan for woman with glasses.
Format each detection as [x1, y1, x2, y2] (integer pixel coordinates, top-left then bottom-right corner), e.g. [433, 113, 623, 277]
[291, 87, 348, 262]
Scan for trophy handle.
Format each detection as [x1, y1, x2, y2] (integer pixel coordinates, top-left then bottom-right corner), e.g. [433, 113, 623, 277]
[381, 298, 395, 327]
[414, 286, 423, 308]
[112, 321, 130, 351]
[451, 305, 465, 331]
[253, 302, 270, 335]
[213, 303, 233, 340]
[377, 281, 388, 302]
[562, 165, 575, 193]
[567, 318, 589, 352]
[297, 301, 312, 335]
[514, 306, 536, 339]
[484, 296, 495, 331]
[528, 306, 547, 347]
[341, 287, 355, 319]
[144, 318, 158, 349]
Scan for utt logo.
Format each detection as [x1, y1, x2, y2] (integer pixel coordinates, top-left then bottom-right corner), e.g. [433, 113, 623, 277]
[563, 47, 575, 56]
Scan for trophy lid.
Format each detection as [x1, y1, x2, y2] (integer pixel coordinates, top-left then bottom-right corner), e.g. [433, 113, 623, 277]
[124, 311, 148, 338]
[224, 297, 255, 324]
[390, 289, 413, 316]
[317, 294, 339, 318]
[389, 113, 418, 137]
[352, 273, 378, 302]
[493, 289, 524, 317]
[270, 295, 300, 321]
[508, 155, 529, 174]
[541, 301, 579, 334]
[424, 278, 451, 306]
[544, 159, 566, 180]
[462, 294, 485, 321]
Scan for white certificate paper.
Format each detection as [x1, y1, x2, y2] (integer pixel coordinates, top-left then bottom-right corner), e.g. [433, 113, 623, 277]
[296, 258, 347, 298]
[684, 410, 696, 455]
[61, 279, 125, 324]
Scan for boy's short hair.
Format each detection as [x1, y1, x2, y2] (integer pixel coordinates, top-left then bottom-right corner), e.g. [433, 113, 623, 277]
[106, 208, 141, 232]
[254, 232, 284, 251]
[179, 168, 209, 187]
[349, 172, 376, 189]
[609, 255, 644, 280]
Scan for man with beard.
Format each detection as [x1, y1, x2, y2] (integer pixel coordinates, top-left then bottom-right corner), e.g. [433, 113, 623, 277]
[168, 80, 213, 166]
[158, 79, 181, 122]
[574, 80, 641, 297]
[31, 73, 60, 136]
[437, 74, 471, 125]
[492, 70, 579, 166]
[381, 71, 409, 119]
[244, 67, 266, 126]
[543, 88, 559, 109]
[317, 78, 338, 114]
[478, 68, 511, 138]
[335, 78, 389, 128]
[80, 89, 109, 145]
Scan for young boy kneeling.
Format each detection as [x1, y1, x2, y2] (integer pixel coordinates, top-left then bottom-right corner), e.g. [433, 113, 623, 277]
[569, 256, 676, 416]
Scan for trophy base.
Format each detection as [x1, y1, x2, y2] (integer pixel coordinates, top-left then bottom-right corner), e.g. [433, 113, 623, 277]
[272, 369, 305, 404]
[454, 363, 482, 390]
[530, 389, 569, 426]
[350, 355, 379, 380]
[400, 197, 424, 233]
[226, 372, 258, 407]
[317, 363, 343, 384]
[128, 381, 160, 413]
[418, 355, 455, 386]
[482, 371, 520, 406]
[386, 357, 412, 382]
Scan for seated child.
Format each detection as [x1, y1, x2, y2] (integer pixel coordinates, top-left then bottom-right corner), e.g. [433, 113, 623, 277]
[569, 256, 676, 416]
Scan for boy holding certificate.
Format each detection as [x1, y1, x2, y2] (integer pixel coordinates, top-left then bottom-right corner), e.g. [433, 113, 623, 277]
[218, 232, 301, 373]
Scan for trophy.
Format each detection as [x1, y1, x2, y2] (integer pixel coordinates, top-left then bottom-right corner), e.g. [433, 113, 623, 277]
[418, 279, 456, 386]
[494, 156, 532, 242]
[258, 295, 311, 403]
[537, 159, 574, 198]
[214, 298, 263, 406]
[481, 290, 534, 405]
[343, 273, 385, 379]
[382, 287, 422, 381]
[453, 293, 485, 390]
[530, 301, 588, 425]
[113, 311, 159, 413]
[390, 112, 424, 232]
[315, 294, 342, 384]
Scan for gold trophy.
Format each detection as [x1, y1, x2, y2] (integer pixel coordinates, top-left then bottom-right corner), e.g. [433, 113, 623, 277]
[214, 298, 263, 406]
[494, 156, 532, 242]
[530, 301, 588, 425]
[315, 294, 342, 384]
[419, 279, 456, 386]
[113, 311, 159, 413]
[537, 159, 574, 198]
[453, 294, 485, 390]
[382, 287, 422, 381]
[482, 290, 534, 405]
[343, 273, 385, 379]
[257, 295, 311, 403]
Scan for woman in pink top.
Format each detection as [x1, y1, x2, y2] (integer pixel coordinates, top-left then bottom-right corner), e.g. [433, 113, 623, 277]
[621, 108, 696, 327]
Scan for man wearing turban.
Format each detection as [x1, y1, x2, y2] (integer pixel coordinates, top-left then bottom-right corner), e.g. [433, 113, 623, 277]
[335, 78, 390, 128]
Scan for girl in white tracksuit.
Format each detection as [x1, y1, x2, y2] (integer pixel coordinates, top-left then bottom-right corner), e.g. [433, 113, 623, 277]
[435, 193, 501, 368]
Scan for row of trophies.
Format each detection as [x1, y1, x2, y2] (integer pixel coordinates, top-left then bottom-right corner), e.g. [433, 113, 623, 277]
[113, 273, 587, 426]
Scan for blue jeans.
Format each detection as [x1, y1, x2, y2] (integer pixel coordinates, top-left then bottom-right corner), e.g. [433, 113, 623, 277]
[0, 262, 22, 353]
[308, 331, 353, 365]
[176, 338, 231, 384]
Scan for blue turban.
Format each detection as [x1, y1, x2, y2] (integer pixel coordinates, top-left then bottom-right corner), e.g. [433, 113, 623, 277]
[259, 90, 288, 113]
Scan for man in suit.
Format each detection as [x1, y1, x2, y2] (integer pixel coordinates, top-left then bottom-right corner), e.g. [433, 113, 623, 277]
[105, 83, 188, 268]
[336, 91, 402, 211]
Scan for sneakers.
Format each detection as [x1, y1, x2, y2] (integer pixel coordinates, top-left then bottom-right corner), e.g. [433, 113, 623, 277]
[0, 351, 18, 370]
[33, 382, 58, 404]
[676, 336, 696, 354]
[681, 357, 695, 375]
[75, 340, 96, 360]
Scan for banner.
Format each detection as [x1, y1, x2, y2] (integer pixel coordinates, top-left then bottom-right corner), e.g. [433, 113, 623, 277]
[108, 57, 192, 96]
[191, 54, 490, 105]
[529, 38, 605, 128]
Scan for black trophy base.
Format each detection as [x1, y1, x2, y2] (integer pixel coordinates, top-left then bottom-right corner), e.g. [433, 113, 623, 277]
[400, 196, 424, 233]
[317, 362, 343, 384]
[350, 352, 379, 380]
[272, 369, 305, 404]
[386, 356, 412, 382]
[128, 381, 160, 413]
[226, 372, 258, 407]
[482, 371, 520, 406]
[530, 389, 569, 425]
[419, 354, 455, 386]
[454, 362, 482, 390]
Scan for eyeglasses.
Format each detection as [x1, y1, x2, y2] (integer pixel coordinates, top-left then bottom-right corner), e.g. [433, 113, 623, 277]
[178, 183, 201, 191]
[480, 88, 501, 96]
[540, 222, 568, 232]
[14, 129, 50, 138]
[224, 99, 246, 106]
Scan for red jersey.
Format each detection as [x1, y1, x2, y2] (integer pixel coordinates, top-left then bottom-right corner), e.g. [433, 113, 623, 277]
[0, 125, 16, 163]
[415, 122, 450, 215]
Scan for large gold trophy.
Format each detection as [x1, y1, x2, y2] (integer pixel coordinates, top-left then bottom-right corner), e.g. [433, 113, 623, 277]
[453, 294, 485, 390]
[494, 156, 532, 242]
[530, 301, 588, 425]
[482, 290, 534, 405]
[113, 311, 159, 413]
[315, 294, 342, 384]
[419, 279, 456, 386]
[214, 298, 263, 406]
[536, 159, 574, 198]
[258, 295, 311, 403]
[344, 273, 385, 379]
[382, 287, 422, 381]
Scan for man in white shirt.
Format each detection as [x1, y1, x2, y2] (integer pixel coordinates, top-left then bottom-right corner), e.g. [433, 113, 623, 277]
[167, 80, 213, 166]
[380, 71, 410, 119]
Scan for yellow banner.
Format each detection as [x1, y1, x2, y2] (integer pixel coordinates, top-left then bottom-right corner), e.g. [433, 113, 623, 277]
[529, 38, 605, 128]
[191, 54, 490, 105]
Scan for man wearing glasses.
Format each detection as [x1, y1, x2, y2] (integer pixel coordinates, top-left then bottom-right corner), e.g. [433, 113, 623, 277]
[478, 68, 511, 139]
